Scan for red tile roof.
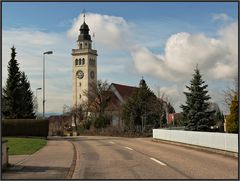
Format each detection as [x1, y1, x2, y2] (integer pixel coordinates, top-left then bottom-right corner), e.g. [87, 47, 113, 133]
[111, 83, 138, 101]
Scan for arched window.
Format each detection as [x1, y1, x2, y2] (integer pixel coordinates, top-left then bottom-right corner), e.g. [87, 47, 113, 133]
[82, 58, 85, 65]
[79, 58, 81, 65]
[75, 59, 78, 65]
[80, 43, 82, 49]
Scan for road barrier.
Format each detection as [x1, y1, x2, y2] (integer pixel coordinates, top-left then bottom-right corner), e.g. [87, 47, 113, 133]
[153, 129, 238, 153]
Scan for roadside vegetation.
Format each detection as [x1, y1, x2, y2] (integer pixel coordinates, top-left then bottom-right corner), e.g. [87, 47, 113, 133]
[3, 137, 47, 155]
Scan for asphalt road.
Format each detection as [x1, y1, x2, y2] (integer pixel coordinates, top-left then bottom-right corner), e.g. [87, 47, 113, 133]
[71, 136, 238, 179]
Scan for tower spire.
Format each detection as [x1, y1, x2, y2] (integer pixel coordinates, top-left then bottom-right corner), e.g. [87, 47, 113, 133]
[83, 8, 86, 23]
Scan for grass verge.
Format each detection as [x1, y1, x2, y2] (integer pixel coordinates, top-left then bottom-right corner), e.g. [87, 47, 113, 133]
[3, 137, 47, 155]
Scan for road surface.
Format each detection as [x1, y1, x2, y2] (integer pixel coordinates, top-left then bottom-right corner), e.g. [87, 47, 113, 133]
[71, 136, 238, 179]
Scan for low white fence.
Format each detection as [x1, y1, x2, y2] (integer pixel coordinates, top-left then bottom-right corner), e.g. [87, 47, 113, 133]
[153, 129, 238, 153]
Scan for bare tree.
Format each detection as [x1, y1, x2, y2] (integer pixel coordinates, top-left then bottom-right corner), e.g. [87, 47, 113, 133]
[223, 76, 238, 107]
[63, 103, 88, 135]
[84, 80, 110, 117]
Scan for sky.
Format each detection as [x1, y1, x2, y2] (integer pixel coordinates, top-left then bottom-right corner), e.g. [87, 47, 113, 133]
[2, 2, 238, 115]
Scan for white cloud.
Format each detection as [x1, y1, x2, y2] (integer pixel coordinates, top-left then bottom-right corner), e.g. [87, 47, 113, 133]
[212, 13, 230, 22]
[131, 21, 238, 82]
[67, 13, 132, 50]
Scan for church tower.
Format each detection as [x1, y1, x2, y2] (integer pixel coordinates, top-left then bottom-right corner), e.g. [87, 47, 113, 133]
[72, 14, 97, 107]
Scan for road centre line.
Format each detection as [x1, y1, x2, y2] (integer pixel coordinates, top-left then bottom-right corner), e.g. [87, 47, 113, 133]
[150, 157, 167, 166]
[124, 146, 134, 151]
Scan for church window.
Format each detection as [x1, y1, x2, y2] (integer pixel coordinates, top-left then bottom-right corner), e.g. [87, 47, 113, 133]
[75, 59, 78, 66]
[79, 94, 81, 99]
[82, 58, 85, 65]
[79, 59, 82, 65]
[80, 43, 82, 49]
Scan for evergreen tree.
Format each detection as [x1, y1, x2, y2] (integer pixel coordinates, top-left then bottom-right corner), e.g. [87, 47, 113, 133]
[3, 46, 22, 118]
[3, 46, 36, 118]
[122, 79, 169, 132]
[19, 72, 36, 118]
[181, 65, 215, 131]
[226, 95, 238, 133]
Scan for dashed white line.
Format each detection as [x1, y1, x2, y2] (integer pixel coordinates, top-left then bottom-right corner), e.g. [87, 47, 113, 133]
[124, 146, 134, 151]
[150, 157, 167, 166]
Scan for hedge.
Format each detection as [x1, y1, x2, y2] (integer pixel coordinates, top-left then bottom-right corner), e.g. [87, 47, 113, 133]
[2, 119, 49, 137]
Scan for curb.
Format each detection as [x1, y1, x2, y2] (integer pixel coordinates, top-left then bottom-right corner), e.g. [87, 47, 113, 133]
[152, 138, 238, 158]
[66, 141, 77, 179]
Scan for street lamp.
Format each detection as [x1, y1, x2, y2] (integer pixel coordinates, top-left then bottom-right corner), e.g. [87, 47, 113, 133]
[36, 88, 42, 118]
[36, 87, 42, 101]
[43, 51, 53, 118]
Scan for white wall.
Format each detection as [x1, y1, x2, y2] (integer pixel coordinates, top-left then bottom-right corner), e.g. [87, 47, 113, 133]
[153, 129, 238, 153]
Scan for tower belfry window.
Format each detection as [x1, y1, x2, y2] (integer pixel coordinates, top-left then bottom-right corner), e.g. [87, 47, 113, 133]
[75, 59, 78, 65]
[79, 59, 81, 65]
[80, 43, 82, 49]
[82, 58, 85, 65]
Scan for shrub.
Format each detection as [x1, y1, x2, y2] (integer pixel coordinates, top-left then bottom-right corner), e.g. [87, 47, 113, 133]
[2, 119, 49, 137]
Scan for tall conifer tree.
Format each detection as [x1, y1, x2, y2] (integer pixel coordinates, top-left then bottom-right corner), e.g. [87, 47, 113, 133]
[19, 72, 36, 118]
[3, 46, 36, 118]
[181, 65, 215, 131]
[3, 46, 22, 118]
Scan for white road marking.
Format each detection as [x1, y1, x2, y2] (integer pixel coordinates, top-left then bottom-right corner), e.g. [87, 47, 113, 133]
[109, 141, 115, 144]
[150, 157, 167, 166]
[124, 146, 134, 151]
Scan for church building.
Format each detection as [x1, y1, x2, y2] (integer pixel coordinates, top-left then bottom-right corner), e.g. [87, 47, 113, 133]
[71, 14, 162, 129]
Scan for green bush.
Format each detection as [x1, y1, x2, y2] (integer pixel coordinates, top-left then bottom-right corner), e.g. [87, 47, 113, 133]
[2, 119, 49, 137]
[226, 95, 238, 133]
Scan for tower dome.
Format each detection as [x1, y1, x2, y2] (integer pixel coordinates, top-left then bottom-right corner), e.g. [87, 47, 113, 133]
[139, 77, 147, 88]
[78, 21, 91, 42]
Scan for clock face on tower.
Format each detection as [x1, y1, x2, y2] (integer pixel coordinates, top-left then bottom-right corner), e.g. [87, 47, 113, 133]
[76, 70, 84, 79]
[90, 71, 95, 79]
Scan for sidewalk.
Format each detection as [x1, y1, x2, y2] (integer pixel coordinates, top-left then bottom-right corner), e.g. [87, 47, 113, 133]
[2, 140, 74, 179]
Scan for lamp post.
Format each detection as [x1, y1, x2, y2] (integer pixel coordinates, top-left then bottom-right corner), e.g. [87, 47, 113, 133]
[43, 51, 53, 118]
[36, 88, 42, 118]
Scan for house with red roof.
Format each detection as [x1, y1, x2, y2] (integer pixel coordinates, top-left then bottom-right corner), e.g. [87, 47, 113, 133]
[103, 83, 138, 129]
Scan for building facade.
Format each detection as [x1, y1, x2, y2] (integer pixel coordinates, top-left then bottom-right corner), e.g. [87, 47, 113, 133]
[72, 16, 97, 107]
